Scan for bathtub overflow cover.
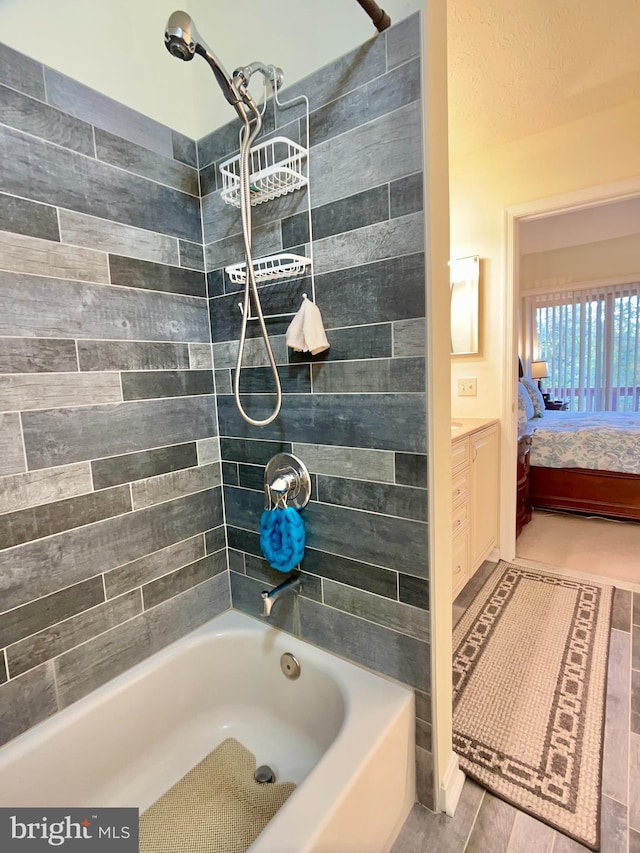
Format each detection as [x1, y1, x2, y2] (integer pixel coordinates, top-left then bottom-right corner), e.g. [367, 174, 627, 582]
[280, 652, 301, 680]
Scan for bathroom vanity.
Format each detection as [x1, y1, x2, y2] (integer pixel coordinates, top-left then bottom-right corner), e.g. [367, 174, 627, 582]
[451, 419, 500, 599]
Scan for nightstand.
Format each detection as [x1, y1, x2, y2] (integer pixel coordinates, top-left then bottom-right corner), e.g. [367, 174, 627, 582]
[544, 400, 568, 411]
[516, 430, 533, 537]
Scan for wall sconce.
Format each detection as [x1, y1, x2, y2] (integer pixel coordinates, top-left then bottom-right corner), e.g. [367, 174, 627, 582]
[531, 360, 548, 391]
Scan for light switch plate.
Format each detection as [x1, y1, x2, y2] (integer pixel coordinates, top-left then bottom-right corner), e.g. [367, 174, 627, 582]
[458, 377, 477, 396]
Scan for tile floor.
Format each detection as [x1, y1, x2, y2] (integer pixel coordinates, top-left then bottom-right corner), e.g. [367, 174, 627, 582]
[392, 560, 640, 853]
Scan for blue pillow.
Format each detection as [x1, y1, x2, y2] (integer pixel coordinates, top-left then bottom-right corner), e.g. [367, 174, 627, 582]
[518, 382, 535, 427]
[520, 376, 545, 418]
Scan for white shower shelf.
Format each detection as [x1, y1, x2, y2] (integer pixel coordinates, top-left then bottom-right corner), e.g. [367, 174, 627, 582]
[219, 137, 308, 207]
[225, 253, 312, 285]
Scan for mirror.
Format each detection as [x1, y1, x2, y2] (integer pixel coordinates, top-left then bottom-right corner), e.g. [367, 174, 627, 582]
[450, 255, 479, 354]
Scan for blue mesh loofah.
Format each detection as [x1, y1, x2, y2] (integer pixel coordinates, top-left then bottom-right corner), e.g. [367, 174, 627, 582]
[259, 506, 305, 573]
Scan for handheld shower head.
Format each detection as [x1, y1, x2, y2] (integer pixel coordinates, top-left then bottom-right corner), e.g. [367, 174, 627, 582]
[164, 11, 285, 125]
[164, 10, 245, 115]
[164, 10, 197, 61]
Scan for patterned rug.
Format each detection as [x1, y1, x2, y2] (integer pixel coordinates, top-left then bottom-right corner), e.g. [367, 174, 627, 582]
[453, 561, 613, 851]
[139, 738, 295, 853]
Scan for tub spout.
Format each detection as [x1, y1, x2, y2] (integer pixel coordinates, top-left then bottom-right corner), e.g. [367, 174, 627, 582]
[261, 571, 302, 617]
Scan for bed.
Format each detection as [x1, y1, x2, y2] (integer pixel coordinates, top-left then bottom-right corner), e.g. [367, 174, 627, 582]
[527, 410, 640, 521]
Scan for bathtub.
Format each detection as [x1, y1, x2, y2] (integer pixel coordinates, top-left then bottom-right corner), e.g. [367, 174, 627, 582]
[0, 609, 415, 852]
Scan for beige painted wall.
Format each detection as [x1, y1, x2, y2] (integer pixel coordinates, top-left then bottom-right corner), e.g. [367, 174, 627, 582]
[520, 233, 640, 291]
[449, 95, 640, 418]
[0, 0, 422, 139]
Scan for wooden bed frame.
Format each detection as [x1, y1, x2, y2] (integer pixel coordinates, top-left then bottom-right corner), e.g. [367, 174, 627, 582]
[530, 466, 640, 522]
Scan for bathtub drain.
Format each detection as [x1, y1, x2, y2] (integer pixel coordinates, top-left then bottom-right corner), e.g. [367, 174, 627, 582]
[254, 765, 276, 784]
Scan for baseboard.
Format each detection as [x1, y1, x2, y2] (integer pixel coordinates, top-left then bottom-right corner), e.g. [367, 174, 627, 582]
[488, 546, 500, 563]
[440, 752, 465, 817]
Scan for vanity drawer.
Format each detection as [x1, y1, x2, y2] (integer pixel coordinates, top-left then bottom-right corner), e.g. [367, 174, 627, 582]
[451, 437, 470, 473]
[452, 499, 469, 534]
[452, 469, 470, 505]
[452, 526, 469, 599]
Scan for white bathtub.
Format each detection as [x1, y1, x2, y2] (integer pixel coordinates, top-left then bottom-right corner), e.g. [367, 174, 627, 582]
[0, 610, 415, 852]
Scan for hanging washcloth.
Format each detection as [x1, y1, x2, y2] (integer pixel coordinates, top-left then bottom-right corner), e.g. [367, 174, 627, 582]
[285, 299, 307, 352]
[285, 298, 330, 355]
[259, 506, 305, 573]
[302, 299, 330, 355]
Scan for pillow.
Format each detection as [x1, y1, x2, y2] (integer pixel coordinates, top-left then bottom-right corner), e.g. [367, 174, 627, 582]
[517, 382, 535, 428]
[520, 376, 545, 418]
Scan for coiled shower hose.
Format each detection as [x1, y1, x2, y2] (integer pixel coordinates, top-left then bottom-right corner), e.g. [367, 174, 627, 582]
[233, 101, 282, 426]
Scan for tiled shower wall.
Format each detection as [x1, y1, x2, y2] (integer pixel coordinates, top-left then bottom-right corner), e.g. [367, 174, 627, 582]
[0, 12, 434, 808]
[0, 43, 228, 745]
[200, 15, 433, 806]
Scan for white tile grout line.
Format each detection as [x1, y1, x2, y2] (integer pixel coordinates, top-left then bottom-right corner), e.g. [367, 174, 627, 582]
[3, 524, 215, 612]
[16, 411, 29, 473]
[1, 114, 200, 197]
[201, 170, 229, 576]
[3, 548, 223, 660]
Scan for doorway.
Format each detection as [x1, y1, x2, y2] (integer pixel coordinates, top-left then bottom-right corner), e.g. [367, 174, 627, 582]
[500, 177, 640, 564]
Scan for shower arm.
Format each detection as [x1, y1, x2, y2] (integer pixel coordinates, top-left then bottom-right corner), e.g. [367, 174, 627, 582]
[355, 0, 391, 32]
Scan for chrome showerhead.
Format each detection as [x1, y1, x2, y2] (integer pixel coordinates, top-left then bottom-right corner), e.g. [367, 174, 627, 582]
[164, 10, 197, 60]
[164, 10, 285, 127]
[164, 10, 245, 115]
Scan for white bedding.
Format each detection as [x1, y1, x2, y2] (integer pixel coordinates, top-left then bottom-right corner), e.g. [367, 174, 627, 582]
[528, 410, 640, 475]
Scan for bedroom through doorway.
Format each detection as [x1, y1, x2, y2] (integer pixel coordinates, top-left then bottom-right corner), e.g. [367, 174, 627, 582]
[511, 187, 640, 591]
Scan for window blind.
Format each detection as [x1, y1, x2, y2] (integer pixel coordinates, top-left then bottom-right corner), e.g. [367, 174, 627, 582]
[522, 282, 640, 412]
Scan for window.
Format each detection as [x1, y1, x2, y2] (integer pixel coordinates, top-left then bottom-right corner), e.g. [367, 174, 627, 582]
[522, 282, 640, 412]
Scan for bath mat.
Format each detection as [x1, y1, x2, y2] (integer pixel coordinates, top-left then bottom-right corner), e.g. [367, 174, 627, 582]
[453, 561, 613, 851]
[139, 737, 296, 853]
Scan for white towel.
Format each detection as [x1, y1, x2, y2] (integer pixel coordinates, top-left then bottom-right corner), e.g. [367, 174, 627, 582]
[302, 299, 330, 355]
[286, 299, 330, 355]
[285, 300, 307, 352]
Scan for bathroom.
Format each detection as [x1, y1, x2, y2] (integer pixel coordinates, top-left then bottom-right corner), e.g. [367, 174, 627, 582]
[0, 0, 457, 849]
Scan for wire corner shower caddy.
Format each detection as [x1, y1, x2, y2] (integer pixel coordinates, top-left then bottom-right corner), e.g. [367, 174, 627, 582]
[221, 127, 313, 294]
[221, 133, 312, 290]
[219, 136, 308, 207]
[224, 85, 314, 426]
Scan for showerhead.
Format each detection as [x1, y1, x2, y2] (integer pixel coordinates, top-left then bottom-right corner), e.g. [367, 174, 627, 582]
[164, 10, 245, 115]
[164, 10, 197, 61]
[166, 39, 191, 61]
[164, 11, 284, 126]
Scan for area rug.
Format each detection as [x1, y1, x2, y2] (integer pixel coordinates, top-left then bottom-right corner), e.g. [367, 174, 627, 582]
[453, 561, 613, 851]
[139, 738, 296, 853]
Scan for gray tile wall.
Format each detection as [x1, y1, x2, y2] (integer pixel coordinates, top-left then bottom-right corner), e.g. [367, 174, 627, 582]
[200, 14, 433, 807]
[0, 12, 433, 810]
[0, 44, 228, 747]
